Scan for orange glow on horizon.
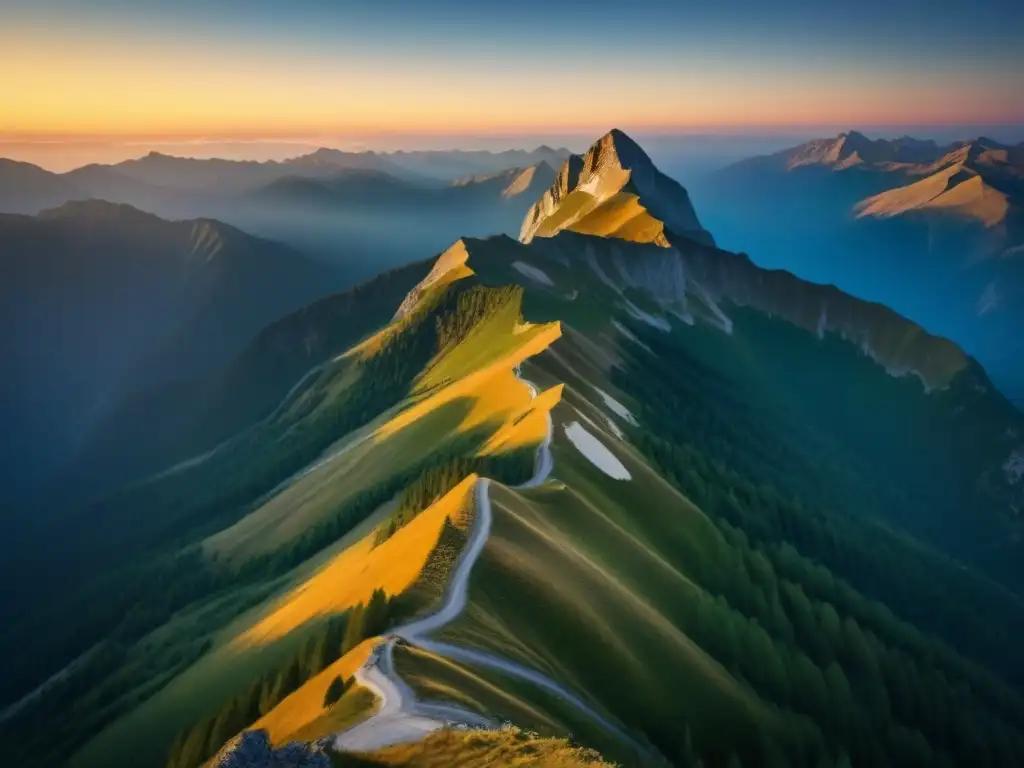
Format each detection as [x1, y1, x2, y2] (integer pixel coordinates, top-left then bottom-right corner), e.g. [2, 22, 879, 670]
[3, 28, 1021, 141]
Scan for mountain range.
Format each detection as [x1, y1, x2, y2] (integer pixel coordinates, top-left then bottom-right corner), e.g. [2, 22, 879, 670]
[0, 145, 570, 214]
[700, 130, 1024, 402]
[0, 147, 567, 275]
[2, 130, 1023, 768]
[0, 200, 342, 505]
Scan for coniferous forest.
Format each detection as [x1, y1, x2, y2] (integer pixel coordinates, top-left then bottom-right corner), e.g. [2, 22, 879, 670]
[608, 313, 1024, 767]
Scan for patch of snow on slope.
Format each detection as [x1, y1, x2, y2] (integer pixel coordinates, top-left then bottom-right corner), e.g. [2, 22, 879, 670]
[512, 260, 555, 286]
[611, 320, 653, 352]
[625, 300, 671, 331]
[585, 245, 619, 290]
[603, 418, 624, 439]
[595, 388, 638, 425]
[689, 282, 733, 334]
[563, 421, 631, 480]
[1005, 450, 1024, 485]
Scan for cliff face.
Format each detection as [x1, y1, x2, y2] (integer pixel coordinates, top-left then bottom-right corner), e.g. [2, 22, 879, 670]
[521, 231, 969, 390]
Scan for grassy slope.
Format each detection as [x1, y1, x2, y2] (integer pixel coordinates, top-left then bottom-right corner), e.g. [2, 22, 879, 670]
[250, 638, 380, 746]
[71, 269, 564, 768]
[390, 327, 780, 766]
[70, 493, 447, 768]
[332, 725, 617, 767]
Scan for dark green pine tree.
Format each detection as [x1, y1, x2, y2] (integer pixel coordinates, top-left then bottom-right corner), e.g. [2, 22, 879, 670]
[363, 588, 391, 638]
[323, 675, 346, 708]
[342, 602, 366, 654]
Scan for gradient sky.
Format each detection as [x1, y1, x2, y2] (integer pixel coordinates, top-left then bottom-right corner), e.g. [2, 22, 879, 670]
[2, 0, 1023, 140]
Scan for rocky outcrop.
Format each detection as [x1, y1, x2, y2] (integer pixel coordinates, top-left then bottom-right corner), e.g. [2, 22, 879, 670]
[509, 231, 970, 390]
[520, 129, 714, 247]
[209, 730, 332, 768]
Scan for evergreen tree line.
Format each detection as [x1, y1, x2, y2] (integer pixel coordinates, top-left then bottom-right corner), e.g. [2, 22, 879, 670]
[374, 449, 535, 546]
[434, 284, 523, 351]
[611, 321, 1024, 687]
[0, 429, 502, 765]
[607, 322, 1024, 766]
[1, 278, 534, 768]
[323, 673, 355, 707]
[0, 277, 523, 730]
[166, 589, 395, 768]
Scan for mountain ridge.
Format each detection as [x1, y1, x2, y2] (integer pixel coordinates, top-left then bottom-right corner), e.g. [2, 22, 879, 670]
[0, 200, 342, 505]
[704, 130, 1024, 402]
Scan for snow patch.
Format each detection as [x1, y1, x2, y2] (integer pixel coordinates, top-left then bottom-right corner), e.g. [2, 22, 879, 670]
[512, 260, 554, 287]
[624, 300, 671, 332]
[1005, 450, 1024, 485]
[611, 320, 639, 343]
[563, 421, 631, 480]
[595, 387, 638, 426]
[611, 320, 653, 352]
[585, 246, 620, 290]
[669, 309, 696, 326]
[689, 282, 733, 334]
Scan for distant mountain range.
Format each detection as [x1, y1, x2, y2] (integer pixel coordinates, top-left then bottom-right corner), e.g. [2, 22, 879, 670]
[0, 146, 568, 273]
[700, 130, 1024, 403]
[0, 200, 341, 504]
[0, 145, 571, 213]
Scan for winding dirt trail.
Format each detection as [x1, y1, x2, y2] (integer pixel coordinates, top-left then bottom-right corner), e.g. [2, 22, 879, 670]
[333, 371, 638, 755]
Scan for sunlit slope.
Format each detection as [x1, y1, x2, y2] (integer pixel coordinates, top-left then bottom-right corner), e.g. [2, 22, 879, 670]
[336, 725, 617, 767]
[250, 639, 379, 746]
[203, 287, 560, 563]
[71, 255, 563, 768]
[236, 476, 477, 648]
[520, 129, 714, 247]
[388, 331, 783, 766]
[70, 490, 455, 768]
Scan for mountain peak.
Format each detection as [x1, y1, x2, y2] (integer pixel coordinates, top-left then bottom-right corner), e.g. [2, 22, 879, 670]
[519, 131, 713, 248]
[596, 128, 652, 169]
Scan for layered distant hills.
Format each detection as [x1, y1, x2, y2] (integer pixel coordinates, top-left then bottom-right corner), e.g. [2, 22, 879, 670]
[0, 146, 568, 274]
[3, 131, 1024, 768]
[0, 200, 341, 504]
[700, 130, 1024, 402]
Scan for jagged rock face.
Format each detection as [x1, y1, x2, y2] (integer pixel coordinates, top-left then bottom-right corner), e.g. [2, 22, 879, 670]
[520, 129, 714, 248]
[210, 730, 332, 768]
[667, 238, 969, 387]
[524, 231, 969, 390]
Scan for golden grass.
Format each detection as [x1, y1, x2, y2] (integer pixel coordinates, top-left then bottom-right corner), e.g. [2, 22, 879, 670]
[568, 192, 667, 246]
[479, 381, 563, 457]
[72, 481, 475, 768]
[75, 272, 566, 768]
[252, 638, 379, 746]
[345, 725, 618, 767]
[236, 475, 478, 648]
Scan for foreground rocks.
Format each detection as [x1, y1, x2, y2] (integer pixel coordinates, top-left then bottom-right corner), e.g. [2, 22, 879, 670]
[210, 730, 332, 768]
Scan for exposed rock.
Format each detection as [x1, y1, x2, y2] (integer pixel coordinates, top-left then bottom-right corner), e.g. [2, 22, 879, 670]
[210, 730, 332, 768]
[520, 128, 714, 247]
